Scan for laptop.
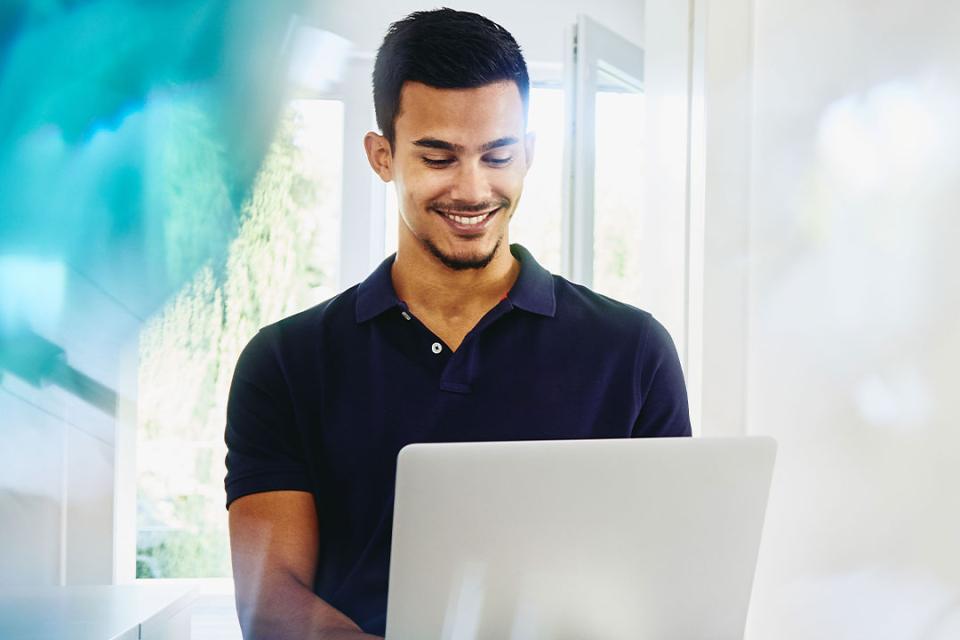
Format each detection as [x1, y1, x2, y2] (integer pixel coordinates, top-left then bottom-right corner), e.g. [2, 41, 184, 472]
[384, 436, 777, 640]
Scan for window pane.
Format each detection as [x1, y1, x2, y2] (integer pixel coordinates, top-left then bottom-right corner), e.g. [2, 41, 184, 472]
[593, 75, 646, 306]
[135, 99, 343, 578]
[510, 86, 564, 273]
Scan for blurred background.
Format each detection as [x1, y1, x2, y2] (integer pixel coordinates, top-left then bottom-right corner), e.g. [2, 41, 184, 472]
[0, 0, 957, 638]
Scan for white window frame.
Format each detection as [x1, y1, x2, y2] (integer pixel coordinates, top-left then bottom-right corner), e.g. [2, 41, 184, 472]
[337, 53, 387, 290]
[562, 14, 645, 288]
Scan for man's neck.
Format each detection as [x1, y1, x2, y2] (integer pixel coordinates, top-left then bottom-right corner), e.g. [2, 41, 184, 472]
[391, 240, 520, 326]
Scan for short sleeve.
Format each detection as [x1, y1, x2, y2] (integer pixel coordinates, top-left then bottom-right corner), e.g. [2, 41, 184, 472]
[224, 327, 312, 508]
[632, 316, 692, 438]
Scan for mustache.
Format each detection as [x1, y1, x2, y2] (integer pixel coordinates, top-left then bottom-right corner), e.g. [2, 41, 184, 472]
[430, 198, 510, 214]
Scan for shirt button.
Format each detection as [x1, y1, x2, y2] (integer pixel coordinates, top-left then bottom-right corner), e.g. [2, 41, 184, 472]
[431, 342, 442, 354]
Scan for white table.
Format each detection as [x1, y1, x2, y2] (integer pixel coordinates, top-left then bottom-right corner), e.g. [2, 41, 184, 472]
[0, 583, 197, 640]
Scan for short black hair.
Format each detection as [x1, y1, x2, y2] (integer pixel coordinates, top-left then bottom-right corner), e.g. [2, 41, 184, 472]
[372, 8, 530, 147]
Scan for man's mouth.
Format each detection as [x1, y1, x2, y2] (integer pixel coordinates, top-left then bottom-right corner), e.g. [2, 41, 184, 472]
[432, 207, 500, 230]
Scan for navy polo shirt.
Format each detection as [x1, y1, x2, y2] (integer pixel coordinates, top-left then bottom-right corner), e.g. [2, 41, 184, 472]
[224, 244, 690, 635]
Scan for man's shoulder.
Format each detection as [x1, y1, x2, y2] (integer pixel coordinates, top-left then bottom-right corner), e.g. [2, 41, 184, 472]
[266, 285, 358, 336]
[549, 275, 681, 363]
[552, 274, 653, 332]
[246, 285, 359, 360]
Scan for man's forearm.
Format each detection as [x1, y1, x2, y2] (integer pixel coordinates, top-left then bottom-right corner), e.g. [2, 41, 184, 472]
[238, 574, 382, 640]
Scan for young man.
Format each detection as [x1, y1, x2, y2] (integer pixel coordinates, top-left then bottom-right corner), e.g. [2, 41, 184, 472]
[225, 9, 690, 639]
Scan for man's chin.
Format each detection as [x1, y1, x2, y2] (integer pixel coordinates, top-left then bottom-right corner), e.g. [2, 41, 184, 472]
[424, 238, 502, 271]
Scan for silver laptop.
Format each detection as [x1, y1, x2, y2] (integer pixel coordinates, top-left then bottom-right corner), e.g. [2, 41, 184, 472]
[385, 436, 777, 640]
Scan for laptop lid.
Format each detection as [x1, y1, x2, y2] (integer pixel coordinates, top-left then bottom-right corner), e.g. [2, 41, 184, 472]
[385, 436, 777, 640]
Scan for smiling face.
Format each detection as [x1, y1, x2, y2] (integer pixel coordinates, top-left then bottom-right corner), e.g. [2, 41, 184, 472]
[366, 80, 533, 271]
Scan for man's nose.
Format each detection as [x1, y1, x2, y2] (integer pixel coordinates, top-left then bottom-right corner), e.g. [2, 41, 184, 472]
[449, 160, 489, 205]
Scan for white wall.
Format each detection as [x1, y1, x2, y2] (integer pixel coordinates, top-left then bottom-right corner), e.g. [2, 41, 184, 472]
[742, 0, 960, 637]
[0, 388, 64, 585]
[683, 0, 757, 436]
[0, 268, 140, 586]
[311, 0, 644, 61]
[0, 381, 116, 586]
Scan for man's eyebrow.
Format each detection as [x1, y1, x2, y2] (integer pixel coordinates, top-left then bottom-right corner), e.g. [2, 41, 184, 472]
[413, 138, 463, 152]
[412, 136, 520, 153]
[479, 136, 520, 152]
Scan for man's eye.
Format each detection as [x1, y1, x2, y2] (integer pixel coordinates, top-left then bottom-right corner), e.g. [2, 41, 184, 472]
[423, 157, 454, 167]
[485, 156, 512, 166]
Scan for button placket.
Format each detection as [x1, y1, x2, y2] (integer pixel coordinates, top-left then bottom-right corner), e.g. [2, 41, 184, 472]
[397, 307, 447, 362]
[437, 299, 512, 392]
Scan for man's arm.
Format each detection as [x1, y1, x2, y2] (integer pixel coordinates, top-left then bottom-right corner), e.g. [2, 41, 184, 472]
[631, 316, 692, 438]
[228, 490, 382, 640]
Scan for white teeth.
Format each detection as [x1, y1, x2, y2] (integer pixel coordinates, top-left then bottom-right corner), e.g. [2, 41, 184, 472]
[443, 210, 494, 226]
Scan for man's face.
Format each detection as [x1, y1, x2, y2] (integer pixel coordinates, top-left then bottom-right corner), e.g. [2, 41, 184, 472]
[384, 80, 532, 270]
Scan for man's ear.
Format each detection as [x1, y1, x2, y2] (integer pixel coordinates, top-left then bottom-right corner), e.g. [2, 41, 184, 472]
[364, 132, 394, 182]
[523, 130, 536, 174]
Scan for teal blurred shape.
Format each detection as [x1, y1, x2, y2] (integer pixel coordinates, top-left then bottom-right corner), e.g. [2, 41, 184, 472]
[0, 255, 65, 336]
[0, 0, 308, 318]
[0, 0, 229, 144]
[0, 327, 64, 387]
[0, 327, 118, 415]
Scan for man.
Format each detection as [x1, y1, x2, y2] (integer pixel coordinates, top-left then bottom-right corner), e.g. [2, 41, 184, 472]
[225, 8, 690, 639]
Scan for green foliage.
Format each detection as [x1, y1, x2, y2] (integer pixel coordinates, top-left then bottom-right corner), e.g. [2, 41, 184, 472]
[136, 100, 342, 578]
[156, 100, 237, 286]
[137, 527, 231, 579]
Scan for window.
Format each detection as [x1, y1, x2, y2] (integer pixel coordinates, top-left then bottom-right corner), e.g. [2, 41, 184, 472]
[592, 79, 646, 306]
[135, 99, 343, 578]
[509, 86, 564, 274]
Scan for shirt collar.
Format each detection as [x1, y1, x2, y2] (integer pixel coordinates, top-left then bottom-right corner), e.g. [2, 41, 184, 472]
[355, 254, 400, 323]
[505, 244, 556, 317]
[355, 243, 556, 323]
